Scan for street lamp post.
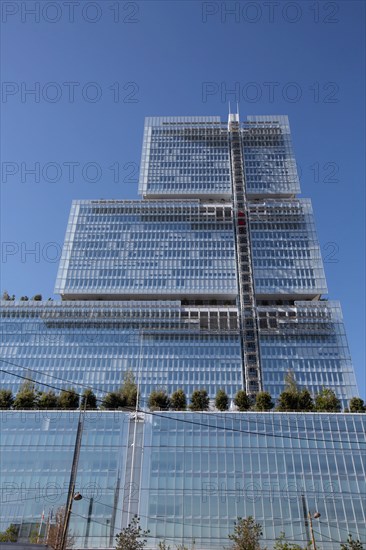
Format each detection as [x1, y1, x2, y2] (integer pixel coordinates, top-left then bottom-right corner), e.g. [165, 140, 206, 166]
[308, 511, 321, 550]
[59, 401, 86, 550]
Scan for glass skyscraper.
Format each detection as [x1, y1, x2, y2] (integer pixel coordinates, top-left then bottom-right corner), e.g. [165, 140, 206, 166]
[0, 115, 364, 549]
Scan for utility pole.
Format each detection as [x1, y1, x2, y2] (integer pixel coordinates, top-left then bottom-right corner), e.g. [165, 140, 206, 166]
[58, 400, 86, 550]
[301, 494, 321, 550]
[308, 511, 317, 550]
[301, 493, 309, 540]
[308, 510, 321, 549]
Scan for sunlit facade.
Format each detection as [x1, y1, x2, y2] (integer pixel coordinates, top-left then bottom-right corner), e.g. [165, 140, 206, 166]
[1, 412, 365, 549]
[0, 299, 356, 405]
[54, 200, 237, 300]
[0, 114, 362, 549]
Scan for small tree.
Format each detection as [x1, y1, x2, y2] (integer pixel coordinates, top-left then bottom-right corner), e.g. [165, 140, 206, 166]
[115, 515, 149, 550]
[13, 381, 38, 409]
[298, 389, 314, 411]
[254, 391, 274, 412]
[189, 389, 209, 411]
[20, 296, 29, 301]
[121, 371, 138, 408]
[58, 388, 79, 409]
[277, 371, 314, 412]
[0, 389, 14, 409]
[234, 390, 251, 411]
[170, 389, 187, 411]
[340, 534, 365, 549]
[81, 388, 98, 410]
[101, 391, 127, 410]
[215, 388, 229, 411]
[46, 506, 75, 550]
[274, 532, 305, 549]
[314, 388, 341, 412]
[32, 294, 42, 301]
[284, 370, 298, 393]
[0, 524, 19, 542]
[28, 525, 44, 544]
[158, 541, 171, 550]
[228, 516, 264, 550]
[2, 290, 14, 301]
[37, 390, 59, 409]
[277, 388, 313, 412]
[276, 390, 298, 412]
[148, 389, 170, 411]
[349, 397, 366, 413]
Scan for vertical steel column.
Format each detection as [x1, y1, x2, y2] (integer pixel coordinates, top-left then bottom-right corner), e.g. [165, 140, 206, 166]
[122, 414, 145, 527]
[228, 115, 262, 397]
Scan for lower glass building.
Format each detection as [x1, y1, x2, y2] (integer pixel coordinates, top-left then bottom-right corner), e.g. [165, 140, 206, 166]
[1, 411, 365, 549]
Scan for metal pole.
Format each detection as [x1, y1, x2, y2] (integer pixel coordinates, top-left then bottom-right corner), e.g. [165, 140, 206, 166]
[36, 510, 44, 543]
[301, 494, 310, 545]
[45, 508, 53, 546]
[308, 512, 317, 550]
[59, 400, 86, 550]
[84, 497, 93, 548]
[127, 331, 143, 524]
[136, 329, 143, 413]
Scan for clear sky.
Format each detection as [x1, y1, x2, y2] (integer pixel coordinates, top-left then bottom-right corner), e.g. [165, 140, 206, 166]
[1, 0, 365, 397]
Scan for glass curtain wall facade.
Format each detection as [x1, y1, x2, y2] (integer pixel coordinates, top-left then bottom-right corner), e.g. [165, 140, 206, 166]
[0, 114, 362, 549]
[0, 300, 243, 402]
[1, 412, 365, 549]
[0, 299, 356, 405]
[54, 201, 237, 300]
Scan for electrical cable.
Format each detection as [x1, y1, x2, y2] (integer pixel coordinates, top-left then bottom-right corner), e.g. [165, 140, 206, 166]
[1, 365, 365, 449]
[70, 510, 311, 543]
[2, 489, 363, 544]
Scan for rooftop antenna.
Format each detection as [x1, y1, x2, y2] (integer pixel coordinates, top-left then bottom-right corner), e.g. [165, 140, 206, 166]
[228, 102, 233, 129]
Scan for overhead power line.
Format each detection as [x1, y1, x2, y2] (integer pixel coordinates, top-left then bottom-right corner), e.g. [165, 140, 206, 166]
[1, 362, 365, 449]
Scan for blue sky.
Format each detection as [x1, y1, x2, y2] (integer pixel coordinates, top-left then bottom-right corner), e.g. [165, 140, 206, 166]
[1, 0, 365, 396]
